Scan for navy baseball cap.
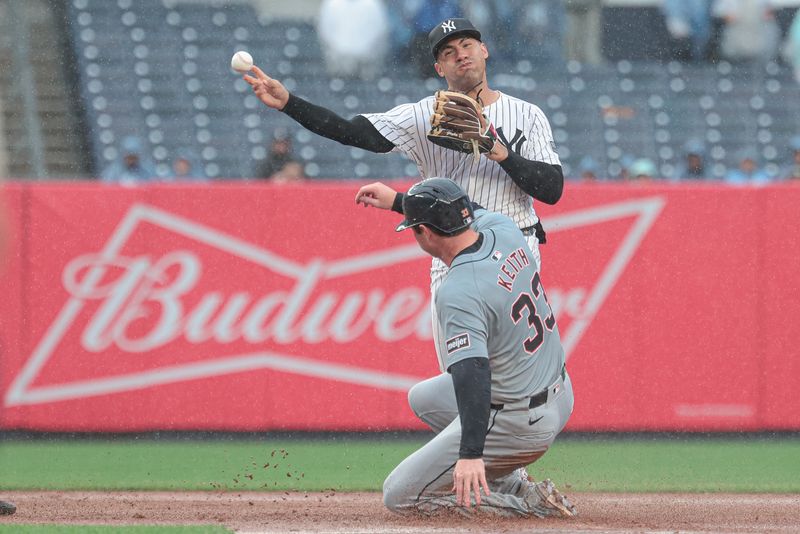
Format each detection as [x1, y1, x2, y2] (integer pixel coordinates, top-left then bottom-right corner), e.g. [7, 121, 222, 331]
[429, 18, 482, 59]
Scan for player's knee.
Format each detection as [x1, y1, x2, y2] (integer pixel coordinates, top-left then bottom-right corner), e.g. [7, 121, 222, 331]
[382, 477, 405, 512]
[407, 375, 443, 415]
[407, 382, 424, 417]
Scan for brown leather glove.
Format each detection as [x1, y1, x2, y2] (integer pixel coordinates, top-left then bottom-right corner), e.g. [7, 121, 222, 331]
[428, 90, 498, 161]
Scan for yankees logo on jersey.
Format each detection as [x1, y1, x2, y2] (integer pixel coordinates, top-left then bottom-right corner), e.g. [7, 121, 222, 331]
[362, 92, 560, 232]
[495, 126, 527, 156]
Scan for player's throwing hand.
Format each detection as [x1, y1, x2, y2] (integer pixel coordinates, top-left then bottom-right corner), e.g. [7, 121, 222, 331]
[243, 66, 290, 111]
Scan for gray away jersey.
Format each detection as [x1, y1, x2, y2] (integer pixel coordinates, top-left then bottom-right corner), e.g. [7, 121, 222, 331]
[436, 210, 565, 403]
[361, 92, 560, 230]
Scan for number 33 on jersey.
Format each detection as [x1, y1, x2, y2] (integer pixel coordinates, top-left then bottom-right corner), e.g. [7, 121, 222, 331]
[436, 209, 564, 402]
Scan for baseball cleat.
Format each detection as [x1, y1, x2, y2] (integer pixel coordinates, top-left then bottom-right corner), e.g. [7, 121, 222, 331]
[517, 466, 535, 483]
[536, 479, 577, 518]
[523, 478, 578, 518]
[0, 500, 16, 515]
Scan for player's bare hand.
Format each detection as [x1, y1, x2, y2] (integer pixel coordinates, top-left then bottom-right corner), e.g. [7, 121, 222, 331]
[452, 458, 490, 507]
[243, 66, 289, 110]
[355, 182, 398, 210]
[486, 140, 509, 162]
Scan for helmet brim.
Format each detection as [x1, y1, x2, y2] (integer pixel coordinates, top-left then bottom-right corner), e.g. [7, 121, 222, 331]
[395, 220, 420, 232]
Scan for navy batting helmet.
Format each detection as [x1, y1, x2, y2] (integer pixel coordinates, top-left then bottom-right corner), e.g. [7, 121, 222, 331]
[395, 178, 474, 235]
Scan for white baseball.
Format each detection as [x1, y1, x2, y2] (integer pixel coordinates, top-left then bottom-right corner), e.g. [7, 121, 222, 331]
[230, 51, 253, 73]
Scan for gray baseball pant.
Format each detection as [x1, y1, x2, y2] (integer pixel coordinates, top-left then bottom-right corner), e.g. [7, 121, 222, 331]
[382, 369, 573, 516]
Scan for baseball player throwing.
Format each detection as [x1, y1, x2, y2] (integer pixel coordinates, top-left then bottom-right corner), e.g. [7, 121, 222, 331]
[245, 17, 562, 364]
[356, 178, 575, 517]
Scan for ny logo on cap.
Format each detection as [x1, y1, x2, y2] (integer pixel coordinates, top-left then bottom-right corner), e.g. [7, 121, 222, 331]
[441, 20, 456, 33]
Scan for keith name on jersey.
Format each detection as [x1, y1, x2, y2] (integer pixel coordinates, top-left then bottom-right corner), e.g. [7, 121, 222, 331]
[496, 247, 531, 292]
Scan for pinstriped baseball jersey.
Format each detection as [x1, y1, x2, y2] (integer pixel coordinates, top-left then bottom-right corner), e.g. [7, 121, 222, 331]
[361, 92, 560, 230]
[436, 209, 565, 403]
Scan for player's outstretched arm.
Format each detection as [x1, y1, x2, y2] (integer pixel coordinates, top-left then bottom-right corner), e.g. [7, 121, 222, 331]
[355, 182, 398, 210]
[245, 67, 394, 153]
[243, 66, 289, 110]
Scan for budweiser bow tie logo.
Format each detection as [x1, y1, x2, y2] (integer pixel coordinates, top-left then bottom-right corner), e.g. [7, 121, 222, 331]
[4, 197, 663, 407]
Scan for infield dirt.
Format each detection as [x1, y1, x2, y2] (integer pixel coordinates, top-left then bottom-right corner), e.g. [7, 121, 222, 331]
[2, 491, 798, 533]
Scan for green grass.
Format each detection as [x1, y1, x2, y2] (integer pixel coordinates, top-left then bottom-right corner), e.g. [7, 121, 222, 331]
[1, 436, 799, 493]
[0, 439, 417, 492]
[532, 438, 800, 493]
[0, 527, 229, 534]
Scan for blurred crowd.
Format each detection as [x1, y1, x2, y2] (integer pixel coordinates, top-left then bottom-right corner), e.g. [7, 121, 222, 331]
[315, 0, 603, 78]
[101, 133, 307, 185]
[314, 0, 800, 78]
[576, 135, 800, 183]
[664, 0, 800, 75]
[99, 0, 800, 184]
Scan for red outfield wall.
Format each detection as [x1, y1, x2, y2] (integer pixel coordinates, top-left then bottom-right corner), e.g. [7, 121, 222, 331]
[0, 181, 798, 432]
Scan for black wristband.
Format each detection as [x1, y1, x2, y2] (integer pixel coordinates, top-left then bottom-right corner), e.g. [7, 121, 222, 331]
[281, 93, 301, 114]
[391, 192, 404, 214]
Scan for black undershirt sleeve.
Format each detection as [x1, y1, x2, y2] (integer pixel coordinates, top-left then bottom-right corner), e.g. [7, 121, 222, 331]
[498, 150, 564, 205]
[449, 357, 492, 459]
[391, 192, 404, 214]
[281, 94, 395, 153]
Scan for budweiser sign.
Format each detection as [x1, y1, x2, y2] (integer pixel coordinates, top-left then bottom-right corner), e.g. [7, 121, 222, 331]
[7, 183, 800, 432]
[5, 195, 664, 409]
[5, 203, 434, 407]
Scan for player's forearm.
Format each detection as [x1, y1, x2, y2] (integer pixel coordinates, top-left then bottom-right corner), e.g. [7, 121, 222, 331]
[499, 151, 564, 204]
[449, 357, 492, 459]
[281, 94, 395, 153]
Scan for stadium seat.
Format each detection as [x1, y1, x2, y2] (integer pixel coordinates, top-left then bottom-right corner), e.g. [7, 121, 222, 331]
[64, 1, 794, 180]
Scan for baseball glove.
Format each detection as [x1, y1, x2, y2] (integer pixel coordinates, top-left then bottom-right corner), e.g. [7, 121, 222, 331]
[428, 90, 498, 161]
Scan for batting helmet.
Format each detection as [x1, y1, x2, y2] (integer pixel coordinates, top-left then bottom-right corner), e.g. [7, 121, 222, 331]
[395, 178, 474, 235]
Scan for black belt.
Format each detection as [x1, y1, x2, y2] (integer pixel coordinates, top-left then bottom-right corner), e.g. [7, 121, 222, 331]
[520, 220, 547, 244]
[490, 365, 566, 411]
